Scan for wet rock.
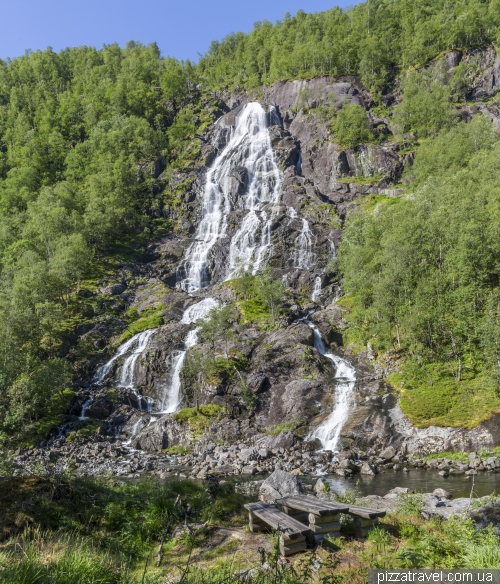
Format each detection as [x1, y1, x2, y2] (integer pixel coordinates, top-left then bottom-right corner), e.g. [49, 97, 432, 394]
[259, 469, 304, 503]
[438, 470, 449, 478]
[314, 478, 328, 492]
[360, 462, 377, 476]
[388, 487, 413, 495]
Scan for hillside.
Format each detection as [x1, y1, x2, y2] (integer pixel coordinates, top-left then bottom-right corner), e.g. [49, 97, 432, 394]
[2, 0, 500, 579]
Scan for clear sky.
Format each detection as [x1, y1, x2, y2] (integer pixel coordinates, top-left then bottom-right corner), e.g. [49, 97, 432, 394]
[1, 0, 358, 63]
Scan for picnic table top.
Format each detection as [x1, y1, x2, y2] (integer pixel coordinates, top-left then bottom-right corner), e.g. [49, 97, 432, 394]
[276, 495, 349, 516]
[275, 495, 386, 519]
[244, 502, 313, 539]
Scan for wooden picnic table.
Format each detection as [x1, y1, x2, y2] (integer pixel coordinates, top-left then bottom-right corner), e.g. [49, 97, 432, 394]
[244, 502, 314, 556]
[276, 495, 386, 540]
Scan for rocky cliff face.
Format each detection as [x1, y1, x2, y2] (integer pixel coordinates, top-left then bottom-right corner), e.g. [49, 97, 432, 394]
[20, 47, 500, 474]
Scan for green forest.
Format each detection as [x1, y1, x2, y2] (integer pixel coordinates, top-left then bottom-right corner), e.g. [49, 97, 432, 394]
[0, 0, 500, 443]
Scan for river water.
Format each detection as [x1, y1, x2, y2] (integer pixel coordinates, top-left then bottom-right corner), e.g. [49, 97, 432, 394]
[318, 468, 500, 499]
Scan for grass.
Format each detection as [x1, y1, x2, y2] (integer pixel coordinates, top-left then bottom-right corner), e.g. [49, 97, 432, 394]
[204, 354, 249, 386]
[173, 405, 227, 437]
[163, 445, 192, 455]
[2, 476, 500, 581]
[117, 305, 165, 345]
[388, 363, 500, 428]
[265, 419, 301, 436]
[422, 451, 470, 463]
[238, 298, 269, 324]
[358, 193, 402, 212]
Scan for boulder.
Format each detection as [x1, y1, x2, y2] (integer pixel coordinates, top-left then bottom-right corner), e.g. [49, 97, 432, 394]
[433, 488, 452, 500]
[130, 414, 190, 451]
[237, 448, 256, 463]
[258, 448, 272, 460]
[485, 457, 500, 469]
[379, 446, 396, 461]
[314, 478, 328, 492]
[101, 283, 126, 296]
[360, 462, 377, 476]
[388, 487, 413, 495]
[259, 470, 304, 503]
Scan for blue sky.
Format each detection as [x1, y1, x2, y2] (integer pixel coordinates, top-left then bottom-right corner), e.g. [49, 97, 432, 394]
[1, 0, 358, 62]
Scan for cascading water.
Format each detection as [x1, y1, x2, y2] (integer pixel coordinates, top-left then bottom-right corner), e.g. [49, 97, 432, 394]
[90, 329, 156, 415]
[304, 320, 356, 452]
[179, 102, 283, 291]
[119, 330, 156, 389]
[293, 218, 315, 269]
[226, 103, 283, 276]
[160, 298, 219, 413]
[311, 276, 322, 303]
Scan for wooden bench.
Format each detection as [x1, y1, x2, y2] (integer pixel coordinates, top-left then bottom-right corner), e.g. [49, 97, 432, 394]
[276, 495, 349, 543]
[244, 502, 314, 556]
[345, 505, 386, 538]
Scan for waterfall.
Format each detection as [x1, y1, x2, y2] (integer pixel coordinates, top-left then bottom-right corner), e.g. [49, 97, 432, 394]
[91, 329, 156, 415]
[119, 330, 156, 389]
[80, 397, 93, 420]
[180, 102, 282, 291]
[311, 276, 322, 303]
[160, 298, 219, 413]
[304, 320, 356, 452]
[293, 218, 315, 269]
[232, 105, 282, 275]
[94, 333, 145, 383]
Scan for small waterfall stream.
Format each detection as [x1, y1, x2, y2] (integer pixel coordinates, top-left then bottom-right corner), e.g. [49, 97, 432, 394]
[311, 276, 322, 302]
[293, 218, 315, 269]
[303, 319, 356, 452]
[160, 298, 219, 413]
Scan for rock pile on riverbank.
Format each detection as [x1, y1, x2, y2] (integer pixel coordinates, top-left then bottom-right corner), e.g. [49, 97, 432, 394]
[9, 428, 500, 482]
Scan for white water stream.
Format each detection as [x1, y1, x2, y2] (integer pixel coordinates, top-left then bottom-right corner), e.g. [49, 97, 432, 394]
[304, 320, 356, 452]
[180, 102, 283, 291]
[293, 218, 315, 269]
[160, 298, 219, 413]
[311, 276, 322, 303]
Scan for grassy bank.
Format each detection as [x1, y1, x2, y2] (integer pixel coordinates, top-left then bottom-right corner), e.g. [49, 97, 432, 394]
[1, 476, 500, 582]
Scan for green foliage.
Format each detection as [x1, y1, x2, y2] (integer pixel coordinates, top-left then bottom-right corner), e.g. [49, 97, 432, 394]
[197, 304, 237, 357]
[0, 44, 200, 444]
[198, 1, 500, 91]
[339, 116, 500, 427]
[331, 103, 374, 148]
[255, 266, 288, 327]
[393, 68, 454, 142]
[118, 306, 164, 344]
[266, 418, 301, 436]
[422, 451, 470, 463]
[163, 445, 192, 455]
[173, 405, 227, 436]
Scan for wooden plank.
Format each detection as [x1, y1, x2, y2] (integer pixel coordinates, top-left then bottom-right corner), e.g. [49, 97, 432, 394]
[279, 538, 307, 557]
[308, 512, 340, 525]
[283, 509, 309, 524]
[353, 516, 378, 538]
[310, 522, 341, 534]
[276, 495, 349, 516]
[346, 506, 386, 519]
[244, 502, 313, 539]
[354, 517, 378, 528]
[249, 512, 268, 533]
